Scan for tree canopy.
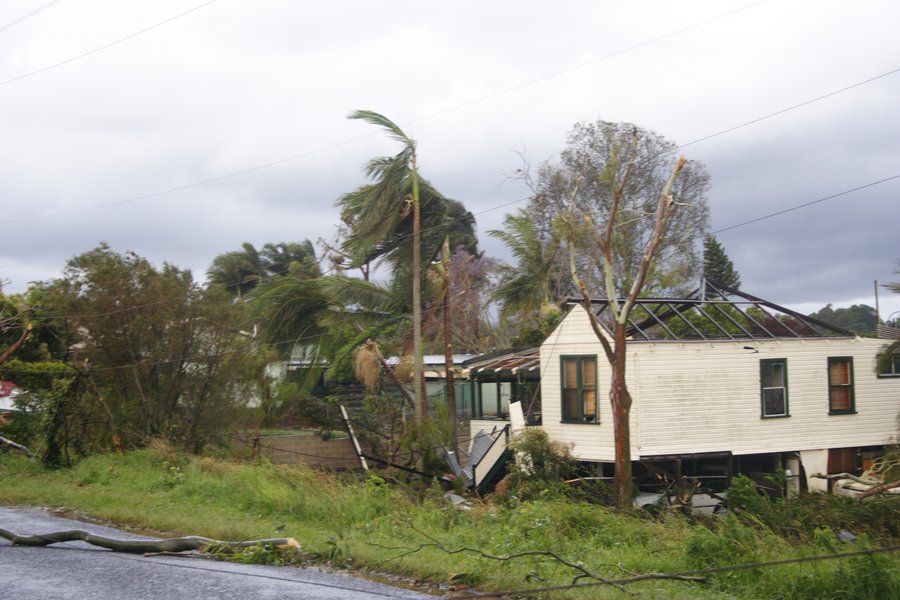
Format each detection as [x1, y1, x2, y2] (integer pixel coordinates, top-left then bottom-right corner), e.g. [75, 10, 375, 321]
[32, 244, 262, 459]
[808, 303, 877, 337]
[703, 234, 741, 290]
[527, 119, 710, 298]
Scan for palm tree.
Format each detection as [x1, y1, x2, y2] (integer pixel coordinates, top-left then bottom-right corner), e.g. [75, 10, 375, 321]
[490, 208, 564, 320]
[260, 241, 320, 279]
[207, 242, 263, 297]
[252, 273, 415, 405]
[341, 110, 427, 423]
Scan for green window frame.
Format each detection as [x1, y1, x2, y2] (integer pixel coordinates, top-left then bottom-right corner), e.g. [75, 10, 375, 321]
[760, 358, 789, 418]
[828, 356, 856, 414]
[561, 355, 598, 423]
[877, 353, 900, 378]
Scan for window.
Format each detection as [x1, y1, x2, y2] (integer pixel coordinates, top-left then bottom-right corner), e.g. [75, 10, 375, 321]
[878, 353, 900, 378]
[477, 381, 511, 418]
[828, 357, 855, 414]
[760, 358, 788, 418]
[561, 355, 598, 423]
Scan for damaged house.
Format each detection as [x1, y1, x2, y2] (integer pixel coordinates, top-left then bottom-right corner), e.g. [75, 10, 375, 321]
[466, 283, 900, 494]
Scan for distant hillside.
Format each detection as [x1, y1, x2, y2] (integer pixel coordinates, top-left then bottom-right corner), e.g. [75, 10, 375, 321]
[808, 304, 876, 336]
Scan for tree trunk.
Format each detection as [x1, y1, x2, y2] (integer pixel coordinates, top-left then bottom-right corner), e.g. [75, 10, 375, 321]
[442, 240, 458, 452]
[611, 324, 633, 508]
[0, 323, 31, 366]
[411, 156, 425, 426]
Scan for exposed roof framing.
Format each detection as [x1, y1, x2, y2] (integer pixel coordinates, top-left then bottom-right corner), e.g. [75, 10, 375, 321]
[567, 280, 855, 342]
[462, 345, 541, 377]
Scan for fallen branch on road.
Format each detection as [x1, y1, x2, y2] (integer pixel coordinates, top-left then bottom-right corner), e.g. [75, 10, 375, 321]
[0, 527, 300, 555]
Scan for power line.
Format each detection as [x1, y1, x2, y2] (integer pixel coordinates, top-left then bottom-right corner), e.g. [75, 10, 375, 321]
[5, 58, 896, 228]
[403, 0, 770, 126]
[678, 65, 900, 149]
[0, 0, 218, 88]
[0, 1, 770, 225]
[713, 172, 900, 234]
[0, 0, 63, 35]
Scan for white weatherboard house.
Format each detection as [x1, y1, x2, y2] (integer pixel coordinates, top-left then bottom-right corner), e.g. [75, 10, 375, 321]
[468, 282, 900, 493]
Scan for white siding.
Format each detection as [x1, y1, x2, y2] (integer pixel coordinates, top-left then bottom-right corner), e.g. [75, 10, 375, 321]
[540, 305, 900, 461]
[540, 305, 618, 461]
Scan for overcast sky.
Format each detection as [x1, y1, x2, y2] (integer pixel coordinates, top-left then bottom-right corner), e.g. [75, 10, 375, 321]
[1, 0, 899, 321]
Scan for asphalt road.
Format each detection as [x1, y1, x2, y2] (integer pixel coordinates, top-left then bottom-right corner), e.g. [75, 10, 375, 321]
[0, 507, 438, 599]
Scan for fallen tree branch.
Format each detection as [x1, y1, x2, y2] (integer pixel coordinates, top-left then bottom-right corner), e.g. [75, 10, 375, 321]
[372, 524, 706, 591]
[0, 435, 32, 458]
[812, 472, 880, 486]
[0, 528, 299, 555]
[856, 479, 900, 501]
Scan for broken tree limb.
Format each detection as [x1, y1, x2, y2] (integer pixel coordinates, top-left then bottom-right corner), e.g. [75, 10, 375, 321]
[0, 528, 299, 555]
[371, 524, 705, 591]
[812, 472, 881, 486]
[856, 479, 900, 501]
[0, 435, 32, 458]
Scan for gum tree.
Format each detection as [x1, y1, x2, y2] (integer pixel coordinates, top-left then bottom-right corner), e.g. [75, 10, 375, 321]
[563, 141, 688, 508]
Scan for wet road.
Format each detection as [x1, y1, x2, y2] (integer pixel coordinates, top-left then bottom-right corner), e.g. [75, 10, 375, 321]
[0, 507, 437, 599]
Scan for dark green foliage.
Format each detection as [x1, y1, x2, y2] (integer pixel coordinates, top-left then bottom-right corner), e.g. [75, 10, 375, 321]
[808, 303, 877, 336]
[33, 244, 262, 454]
[502, 429, 613, 504]
[208, 240, 320, 297]
[726, 475, 900, 542]
[0, 360, 75, 450]
[337, 123, 477, 273]
[703, 234, 741, 290]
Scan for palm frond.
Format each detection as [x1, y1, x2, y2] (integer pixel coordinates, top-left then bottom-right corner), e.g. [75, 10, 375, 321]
[348, 110, 414, 149]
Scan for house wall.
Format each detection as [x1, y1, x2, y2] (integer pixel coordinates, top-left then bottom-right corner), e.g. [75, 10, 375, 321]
[539, 305, 900, 464]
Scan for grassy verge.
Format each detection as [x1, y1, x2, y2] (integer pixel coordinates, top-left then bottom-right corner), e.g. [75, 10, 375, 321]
[1, 446, 897, 599]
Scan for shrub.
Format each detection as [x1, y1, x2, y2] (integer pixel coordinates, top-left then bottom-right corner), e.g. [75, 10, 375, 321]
[501, 429, 612, 504]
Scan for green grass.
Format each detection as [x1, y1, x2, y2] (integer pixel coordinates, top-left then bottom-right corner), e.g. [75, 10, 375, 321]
[1, 447, 898, 600]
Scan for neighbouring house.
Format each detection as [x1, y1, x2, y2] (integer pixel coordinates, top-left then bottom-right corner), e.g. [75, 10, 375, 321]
[0, 380, 18, 412]
[467, 282, 900, 494]
[463, 345, 541, 424]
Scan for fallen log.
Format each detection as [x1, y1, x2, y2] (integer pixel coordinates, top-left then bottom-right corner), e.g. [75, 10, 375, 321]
[0, 528, 299, 554]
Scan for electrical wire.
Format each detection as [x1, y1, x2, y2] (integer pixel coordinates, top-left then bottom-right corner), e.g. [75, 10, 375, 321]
[4, 58, 896, 228]
[1, 0, 772, 225]
[678, 66, 900, 149]
[0, 0, 218, 87]
[713, 172, 900, 234]
[0, 0, 63, 35]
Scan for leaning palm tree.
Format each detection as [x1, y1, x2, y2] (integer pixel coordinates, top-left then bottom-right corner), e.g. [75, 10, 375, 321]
[252, 273, 415, 405]
[341, 111, 426, 424]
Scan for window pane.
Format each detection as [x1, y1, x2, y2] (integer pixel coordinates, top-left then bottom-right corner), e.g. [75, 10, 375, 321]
[564, 359, 577, 388]
[830, 387, 851, 411]
[481, 383, 499, 417]
[763, 363, 784, 388]
[830, 360, 850, 385]
[563, 390, 579, 419]
[499, 382, 511, 415]
[764, 388, 785, 416]
[583, 390, 597, 421]
[582, 358, 596, 387]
